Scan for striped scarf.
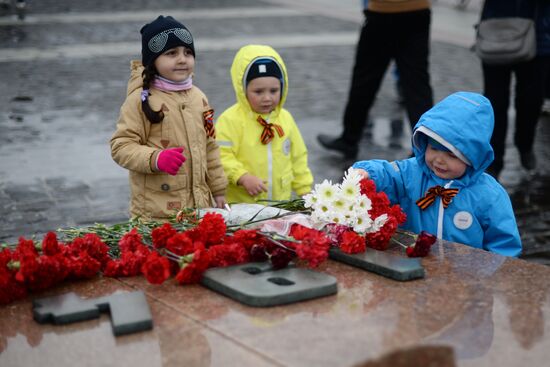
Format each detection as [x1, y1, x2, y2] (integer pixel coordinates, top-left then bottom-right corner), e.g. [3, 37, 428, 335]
[416, 185, 459, 210]
[257, 116, 284, 144]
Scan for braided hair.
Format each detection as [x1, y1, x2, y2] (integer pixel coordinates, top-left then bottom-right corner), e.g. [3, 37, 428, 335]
[141, 64, 164, 124]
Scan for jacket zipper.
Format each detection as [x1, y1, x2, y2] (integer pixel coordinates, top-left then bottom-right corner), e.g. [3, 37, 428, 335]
[437, 180, 454, 239]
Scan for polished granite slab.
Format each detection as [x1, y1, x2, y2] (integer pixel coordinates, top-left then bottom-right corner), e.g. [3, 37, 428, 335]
[2, 240, 550, 367]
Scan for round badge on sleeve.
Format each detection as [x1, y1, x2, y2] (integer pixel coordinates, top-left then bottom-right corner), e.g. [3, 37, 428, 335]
[453, 211, 473, 230]
[283, 139, 291, 155]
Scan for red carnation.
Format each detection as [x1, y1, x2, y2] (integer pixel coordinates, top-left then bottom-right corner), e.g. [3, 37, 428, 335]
[175, 249, 211, 284]
[42, 232, 61, 256]
[389, 204, 407, 225]
[359, 178, 377, 196]
[197, 213, 227, 247]
[166, 232, 195, 256]
[12, 237, 38, 260]
[67, 234, 109, 268]
[119, 251, 145, 276]
[119, 228, 144, 253]
[0, 266, 27, 305]
[67, 250, 101, 279]
[208, 243, 249, 267]
[0, 248, 13, 267]
[249, 244, 269, 262]
[103, 259, 124, 277]
[151, 223, 177, 249]
[289, 224, 331, 267]
[227, 229, 263, 251]
[270, 247, 294, 270]
[406, 231, 437, 257]
[141, 252, 171, 285]
[20, 255, 68, 291]
[339, 231, 366, 254]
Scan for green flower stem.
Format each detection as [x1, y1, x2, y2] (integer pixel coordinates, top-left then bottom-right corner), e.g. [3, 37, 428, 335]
[391, 237, 409, 249]
[260, 234, 298, 254]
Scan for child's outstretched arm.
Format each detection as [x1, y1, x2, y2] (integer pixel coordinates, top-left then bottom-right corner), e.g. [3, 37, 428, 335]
[354, 168, 369, 179]
[351, 159, 408, 204]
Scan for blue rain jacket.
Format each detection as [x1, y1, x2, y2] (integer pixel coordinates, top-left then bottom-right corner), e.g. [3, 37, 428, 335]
[353, 92, 522, 257]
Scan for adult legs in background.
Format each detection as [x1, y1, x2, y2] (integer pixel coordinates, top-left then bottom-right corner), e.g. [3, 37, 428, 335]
[317, 9, 433, 159]
[341, 11, 393, 147]
[514, 57, 547, 171]
[317, 10, 391, 159]
[394, 9, 433, 131]
[482, 63, 512, 178]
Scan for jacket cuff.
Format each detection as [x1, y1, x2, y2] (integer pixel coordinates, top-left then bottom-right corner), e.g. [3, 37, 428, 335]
[211, 188, 226, 198]
[232, 169, 248, 186]
[150, 150, 161, 172]
[295, 185, 312, 196]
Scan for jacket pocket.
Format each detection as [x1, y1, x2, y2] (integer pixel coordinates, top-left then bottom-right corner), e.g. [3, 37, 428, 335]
[144, 173, 188, 217]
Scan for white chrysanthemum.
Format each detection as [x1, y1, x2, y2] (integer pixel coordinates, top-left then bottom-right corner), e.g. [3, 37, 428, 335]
[302, 193, 317, 208]
[312, 201, 334, 215]
[353, 215, 374, 234]
[315, 180, 338, 203]
[331, 197, 348, 213]
[327, 211, 347, 225]
[357, 195, 372, 212]
[342, 168, 362, 187]
[340, 179, 360, 201]
[366, 214, 388, 233]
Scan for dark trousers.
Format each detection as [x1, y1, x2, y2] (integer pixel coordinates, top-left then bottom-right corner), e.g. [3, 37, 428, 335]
[482, 56, 548, 168]
[341, 9, 433, 145]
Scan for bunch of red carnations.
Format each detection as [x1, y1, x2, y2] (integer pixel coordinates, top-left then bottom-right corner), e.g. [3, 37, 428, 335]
[0, 212, 332, 305]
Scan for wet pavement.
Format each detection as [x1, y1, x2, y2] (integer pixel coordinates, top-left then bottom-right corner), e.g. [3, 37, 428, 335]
[0, 0, 549, 263]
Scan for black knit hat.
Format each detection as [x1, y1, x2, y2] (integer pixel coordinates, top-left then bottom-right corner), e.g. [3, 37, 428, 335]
[245, 58, 283, 85]
[140, 15, 195, 66]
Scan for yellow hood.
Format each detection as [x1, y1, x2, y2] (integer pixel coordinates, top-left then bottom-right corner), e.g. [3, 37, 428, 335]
[230, 45, 288, 119]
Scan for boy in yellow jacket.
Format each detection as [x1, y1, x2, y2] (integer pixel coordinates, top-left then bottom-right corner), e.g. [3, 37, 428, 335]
[216, 44, 313, 203]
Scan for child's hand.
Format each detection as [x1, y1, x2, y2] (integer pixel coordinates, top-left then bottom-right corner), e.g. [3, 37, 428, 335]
[157, 147, 186, 175]
[213, 195, 226, 209]
[237, 173, 268, 196]
[355, 168, 370, 179]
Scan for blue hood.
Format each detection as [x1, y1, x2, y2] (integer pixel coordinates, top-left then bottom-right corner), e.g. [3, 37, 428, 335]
[412, 92, 494, 184]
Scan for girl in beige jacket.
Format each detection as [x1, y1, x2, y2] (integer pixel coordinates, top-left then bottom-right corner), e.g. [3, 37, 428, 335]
[110, 16, 227, 220]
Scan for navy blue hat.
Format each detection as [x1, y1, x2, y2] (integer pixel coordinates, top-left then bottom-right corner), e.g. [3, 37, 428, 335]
[428, 137, 451, 152]
[245, 58, 283, 85]
[140, 16, 194, 67]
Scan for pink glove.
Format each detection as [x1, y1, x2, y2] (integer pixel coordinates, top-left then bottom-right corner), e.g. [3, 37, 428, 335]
[156, 147, 186, 176]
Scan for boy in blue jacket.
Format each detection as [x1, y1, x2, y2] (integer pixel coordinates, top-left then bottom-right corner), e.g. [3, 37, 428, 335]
[353, 92, 522, 257]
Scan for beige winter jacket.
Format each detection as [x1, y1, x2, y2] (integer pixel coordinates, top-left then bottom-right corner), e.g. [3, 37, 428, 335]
[110, 61, 227, 220]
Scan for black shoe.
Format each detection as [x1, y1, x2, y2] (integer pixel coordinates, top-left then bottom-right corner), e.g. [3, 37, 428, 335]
[317, 134, 358, 159]
[520, 151, 536, 171]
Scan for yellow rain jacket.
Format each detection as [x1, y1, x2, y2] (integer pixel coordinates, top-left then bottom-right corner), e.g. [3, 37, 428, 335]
[110, 61, 227, 220]
[216, 45, 313, 203]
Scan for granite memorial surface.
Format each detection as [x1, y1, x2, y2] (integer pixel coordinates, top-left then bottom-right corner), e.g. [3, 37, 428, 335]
[1, 240, 550, 367]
